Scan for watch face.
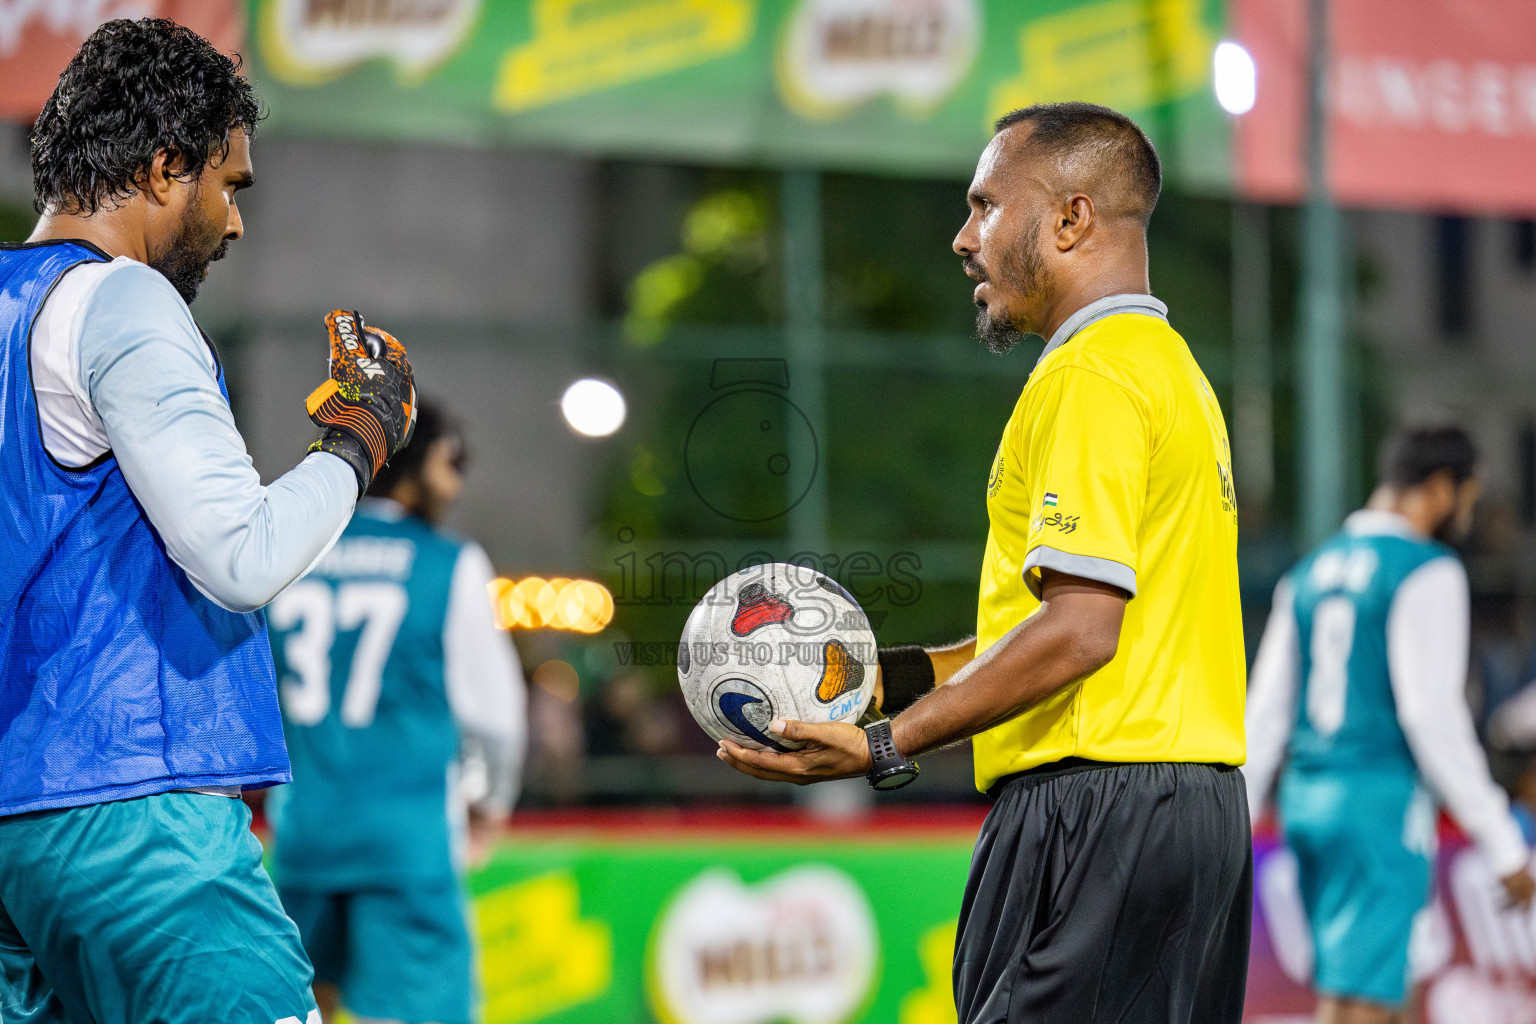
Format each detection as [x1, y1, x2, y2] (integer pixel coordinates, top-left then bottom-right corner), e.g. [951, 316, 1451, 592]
[871, 766, 918, 791]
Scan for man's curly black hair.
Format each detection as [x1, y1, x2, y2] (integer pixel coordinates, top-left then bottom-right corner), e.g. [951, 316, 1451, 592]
[30, 18, 262, 215]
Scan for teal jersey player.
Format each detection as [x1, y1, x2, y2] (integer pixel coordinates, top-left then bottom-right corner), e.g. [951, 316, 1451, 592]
[1245, 428, 1532, 1021]
[268, 405, 526, 1024]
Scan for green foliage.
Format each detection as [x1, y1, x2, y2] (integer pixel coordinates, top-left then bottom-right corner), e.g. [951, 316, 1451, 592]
[821, 173, 978, 334]
[0, 203, 34, 243]
[621, 176, 781, 347]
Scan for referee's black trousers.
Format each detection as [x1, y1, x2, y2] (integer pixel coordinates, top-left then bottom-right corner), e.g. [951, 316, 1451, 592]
[954, 761, 1251, 1024]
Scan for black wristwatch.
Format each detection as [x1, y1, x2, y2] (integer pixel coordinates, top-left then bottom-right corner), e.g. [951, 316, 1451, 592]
[864, 719, 920, 791]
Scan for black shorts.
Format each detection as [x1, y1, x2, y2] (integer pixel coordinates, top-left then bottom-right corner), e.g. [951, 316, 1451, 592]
[954, 760, 1252, 1024]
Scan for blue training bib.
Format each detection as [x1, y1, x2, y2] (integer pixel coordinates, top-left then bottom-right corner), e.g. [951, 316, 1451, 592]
[0, 241, 290, 816]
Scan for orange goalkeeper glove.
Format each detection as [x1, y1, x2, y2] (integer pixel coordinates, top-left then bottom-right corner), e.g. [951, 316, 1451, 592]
[305, 309, 417, 495]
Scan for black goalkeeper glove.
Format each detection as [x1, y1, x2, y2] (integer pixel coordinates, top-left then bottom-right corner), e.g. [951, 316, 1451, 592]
[305, 309, 417, 495]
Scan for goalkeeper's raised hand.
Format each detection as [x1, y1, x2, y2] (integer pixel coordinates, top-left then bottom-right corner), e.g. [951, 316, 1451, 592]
[305, 309, 417, 495]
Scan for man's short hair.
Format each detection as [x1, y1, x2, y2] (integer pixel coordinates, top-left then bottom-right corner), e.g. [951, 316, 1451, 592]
[993, 102, 1162, 224]
[368, 399, 463, 497]
[1378, 426, 1478, 488]
[31, 18, 261, 215]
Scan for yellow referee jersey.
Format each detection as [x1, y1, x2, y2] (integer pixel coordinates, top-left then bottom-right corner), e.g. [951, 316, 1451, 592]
[972, 294, 1246, 792]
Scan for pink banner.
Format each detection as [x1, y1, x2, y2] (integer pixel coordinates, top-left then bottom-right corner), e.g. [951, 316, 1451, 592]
[0, 2, 244, 124]
[1248, 824, 1536, 1023]
[1232, 0, 1536, 214]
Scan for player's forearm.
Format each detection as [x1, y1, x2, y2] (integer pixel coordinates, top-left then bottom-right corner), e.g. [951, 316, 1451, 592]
[465, 732, 522, 816]
[118, 425, 356, 613]
[1399, 702, 1529, 875]
[1403, 722, 1528, 876]
[891, 587, 1121, 758]
[1388, 558, 1529, 875]
[92, 339, 356, 612]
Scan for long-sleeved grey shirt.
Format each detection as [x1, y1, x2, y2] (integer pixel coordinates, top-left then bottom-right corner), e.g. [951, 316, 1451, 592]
[31, 255, 356, 612]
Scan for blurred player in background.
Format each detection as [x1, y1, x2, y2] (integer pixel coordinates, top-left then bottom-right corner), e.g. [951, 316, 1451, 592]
[0, 19, 415, 1022]
[720, 102, 1250, 1023]
[1244, 427, 1535, 1024]
[268, 400, 527, 1024]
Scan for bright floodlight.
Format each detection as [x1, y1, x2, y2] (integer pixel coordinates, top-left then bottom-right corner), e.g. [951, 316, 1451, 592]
[1214, 41, 1257, 115]
[561, 378, 626, 438]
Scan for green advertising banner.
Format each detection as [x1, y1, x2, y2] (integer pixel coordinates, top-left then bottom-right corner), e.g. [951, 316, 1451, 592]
[248, 0, 1230, 184]
[463, 820, 977, 1024]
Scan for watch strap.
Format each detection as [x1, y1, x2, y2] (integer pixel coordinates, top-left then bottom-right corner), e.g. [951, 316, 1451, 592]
[864, 719, 919, 791]
[866, 718, 900, 765]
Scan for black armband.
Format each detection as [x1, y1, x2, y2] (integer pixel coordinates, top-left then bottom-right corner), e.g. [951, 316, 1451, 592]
[877, 645, 936, 716]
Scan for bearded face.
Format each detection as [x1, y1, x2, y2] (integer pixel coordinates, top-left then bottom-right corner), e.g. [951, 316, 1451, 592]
[966, 216, 1053, 354]
[150, 182, 230, 304]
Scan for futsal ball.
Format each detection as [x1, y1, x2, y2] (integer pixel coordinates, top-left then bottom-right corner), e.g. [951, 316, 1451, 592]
[677, 563, 878, 751]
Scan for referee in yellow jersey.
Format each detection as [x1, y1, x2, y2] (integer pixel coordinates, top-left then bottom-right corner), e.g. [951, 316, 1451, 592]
[719, 102, 1250, 1023]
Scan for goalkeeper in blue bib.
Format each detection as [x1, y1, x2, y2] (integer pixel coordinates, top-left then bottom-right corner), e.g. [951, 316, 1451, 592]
[1245, 427, 1535, 1024]
[267, 401, 527, 1024]
[0, 19, 417, 1023]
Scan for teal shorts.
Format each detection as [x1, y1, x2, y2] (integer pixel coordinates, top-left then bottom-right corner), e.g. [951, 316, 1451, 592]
[1280, 768, 1435, 1007]
[0, 792, 319, 1024]
[278, 879, 473, 1024]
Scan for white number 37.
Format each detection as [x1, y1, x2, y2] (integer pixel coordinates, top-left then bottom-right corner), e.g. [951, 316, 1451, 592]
[269, 580, 408, 728]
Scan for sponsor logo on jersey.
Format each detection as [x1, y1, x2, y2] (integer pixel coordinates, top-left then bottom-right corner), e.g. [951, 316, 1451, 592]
[1216, 458, 1236, 514]
[1032, 512, 1080, 535]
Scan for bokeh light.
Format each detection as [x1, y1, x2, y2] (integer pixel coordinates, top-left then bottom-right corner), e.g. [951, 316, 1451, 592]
[561, 378, 627, 438]
[1213, 41, 1257, 115]
[488, 576, 615, 633]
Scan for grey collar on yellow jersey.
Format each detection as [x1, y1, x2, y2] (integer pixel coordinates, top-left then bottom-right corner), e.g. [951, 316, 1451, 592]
[1036, 293, 1169, 368]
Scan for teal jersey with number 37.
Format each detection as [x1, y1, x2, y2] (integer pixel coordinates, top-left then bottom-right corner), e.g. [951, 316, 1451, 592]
[1284, 526, 1453, 778]
[267, 505, 466, 888]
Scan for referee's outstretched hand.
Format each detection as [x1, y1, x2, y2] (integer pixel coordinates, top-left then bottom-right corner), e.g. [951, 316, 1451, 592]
[716, 719, 871, 785]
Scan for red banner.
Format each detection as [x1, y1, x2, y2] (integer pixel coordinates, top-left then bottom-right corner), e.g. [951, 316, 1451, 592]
[0, 1, 244, 124]
[1249, 825, 1536, 1023]
[1233, 0, 1536, 214]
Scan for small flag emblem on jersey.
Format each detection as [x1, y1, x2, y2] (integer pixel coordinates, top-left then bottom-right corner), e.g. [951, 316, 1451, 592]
[1043, 492, 1058, 507]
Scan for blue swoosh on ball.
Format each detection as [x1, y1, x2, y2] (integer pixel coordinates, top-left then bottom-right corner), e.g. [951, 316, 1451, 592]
[717, 691, 789, 752]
